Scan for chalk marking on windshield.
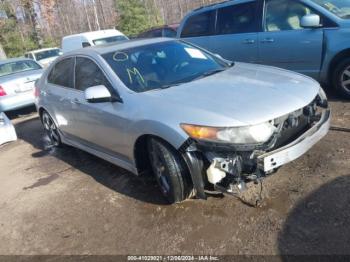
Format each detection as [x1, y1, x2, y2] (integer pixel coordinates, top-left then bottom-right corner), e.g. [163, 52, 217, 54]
[113, 52, 129, 62]
[127, 67, 145, 84]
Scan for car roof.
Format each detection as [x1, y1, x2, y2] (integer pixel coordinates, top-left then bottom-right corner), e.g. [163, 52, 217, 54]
[65, 37, 175, 56]
[0, 58, 35, 65]
[62, 29, 125, 41]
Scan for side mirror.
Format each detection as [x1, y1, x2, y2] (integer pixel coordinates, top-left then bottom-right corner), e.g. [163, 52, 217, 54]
[84, 85, 121, 103]
[301, 14, 321, 28]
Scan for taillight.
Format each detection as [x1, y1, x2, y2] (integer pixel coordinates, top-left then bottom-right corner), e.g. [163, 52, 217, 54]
[0, 86, 6, 97]
[34, 86, 39, 97]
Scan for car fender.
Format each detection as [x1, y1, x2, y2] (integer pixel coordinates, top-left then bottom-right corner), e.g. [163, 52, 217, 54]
[131, 119, 188, 152]
[321, 30, 350, 83]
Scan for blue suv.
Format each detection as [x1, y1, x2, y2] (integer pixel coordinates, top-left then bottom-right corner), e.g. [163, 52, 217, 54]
[177, 0, 350, 98]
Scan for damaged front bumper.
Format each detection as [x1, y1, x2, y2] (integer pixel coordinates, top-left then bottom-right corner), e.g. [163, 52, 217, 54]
[258, 109, 330, 172]
[182, 107, 331, 199]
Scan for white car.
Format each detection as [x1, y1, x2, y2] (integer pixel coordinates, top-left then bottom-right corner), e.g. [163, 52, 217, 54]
[24, 48, 62, 68]
[61, 29, 128, 53]
[0, 112, 17, 145]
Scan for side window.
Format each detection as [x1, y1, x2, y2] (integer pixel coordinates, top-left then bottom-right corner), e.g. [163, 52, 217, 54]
[25, 53, 34, 59]
[216, 2, 258, 35]
[181, 10, 216, 38]
[82, 42, 91, 48]
[48, 58, 75, 88]
[75, 57, 112, 92]
[265, 0, 317, 32]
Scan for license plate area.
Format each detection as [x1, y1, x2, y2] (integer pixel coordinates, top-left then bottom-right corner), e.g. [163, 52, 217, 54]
[15, 81, 35, 93]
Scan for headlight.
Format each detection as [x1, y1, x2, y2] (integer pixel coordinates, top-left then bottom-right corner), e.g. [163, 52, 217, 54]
[181, 122, 276, 144]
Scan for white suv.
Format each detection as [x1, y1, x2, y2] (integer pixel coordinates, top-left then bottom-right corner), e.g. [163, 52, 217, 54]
[61, 29, 128, 53]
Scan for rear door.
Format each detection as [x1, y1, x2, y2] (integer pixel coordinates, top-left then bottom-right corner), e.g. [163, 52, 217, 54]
[179, 9, 217, 52]
[210, 0, 260, 63]
[180, 1, 260, 63]
[258, 0, 324, 79]
[46, 57, 76, 137]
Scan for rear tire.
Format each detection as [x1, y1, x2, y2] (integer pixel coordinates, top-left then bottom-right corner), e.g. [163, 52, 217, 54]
[41, 111, 62, 147]
[332, 58, 350, 99]
[147, 137, 192, 204]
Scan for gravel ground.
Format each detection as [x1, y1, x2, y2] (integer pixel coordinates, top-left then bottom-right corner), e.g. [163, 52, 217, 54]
[0, 95, 349, 257]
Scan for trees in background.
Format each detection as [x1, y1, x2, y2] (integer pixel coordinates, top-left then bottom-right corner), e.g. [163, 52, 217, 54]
[116, 0, 162, 36]
[0, 0, 223, 58]
[0, 0, 37, 57]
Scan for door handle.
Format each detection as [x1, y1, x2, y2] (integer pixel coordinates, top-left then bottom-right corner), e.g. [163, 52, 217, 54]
[243, 39, 255, 44]
[261, 38, 275, 43]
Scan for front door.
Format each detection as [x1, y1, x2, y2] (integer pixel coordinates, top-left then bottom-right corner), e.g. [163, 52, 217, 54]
[258, 0, 324, 79]
[69, 56, 130, 161]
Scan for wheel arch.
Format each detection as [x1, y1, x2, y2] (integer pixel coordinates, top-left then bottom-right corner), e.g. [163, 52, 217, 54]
[328, 48, 350, 82]
[133, 133, 185, 176]
[38, 107, 46, 121]
[133, 132, 207, 200]
[132, 121, 188, 174]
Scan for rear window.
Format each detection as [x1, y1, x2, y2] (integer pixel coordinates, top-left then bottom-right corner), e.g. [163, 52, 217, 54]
[93, 35, 128, 45]
[34, 49, 61, 61]
[181, 10, 216, 38]
[0, 60, 41, 77]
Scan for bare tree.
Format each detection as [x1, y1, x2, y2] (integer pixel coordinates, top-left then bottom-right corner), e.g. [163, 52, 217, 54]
[83, 0, 92, 31]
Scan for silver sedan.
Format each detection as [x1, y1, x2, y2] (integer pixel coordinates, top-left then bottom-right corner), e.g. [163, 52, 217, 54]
[36, 38, 330, 203]
[0, 58, 43, 112]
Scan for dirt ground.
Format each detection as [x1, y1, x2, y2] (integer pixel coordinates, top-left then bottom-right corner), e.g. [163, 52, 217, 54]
[0, 92, 350, 257]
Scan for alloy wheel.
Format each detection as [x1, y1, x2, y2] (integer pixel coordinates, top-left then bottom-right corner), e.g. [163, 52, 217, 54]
[149, 142, 171, 195]
[340, 66, 350, 93]
[42, 112, 60, 147]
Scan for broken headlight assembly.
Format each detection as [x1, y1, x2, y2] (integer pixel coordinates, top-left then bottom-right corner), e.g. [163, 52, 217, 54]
[180, 121, 276, 145]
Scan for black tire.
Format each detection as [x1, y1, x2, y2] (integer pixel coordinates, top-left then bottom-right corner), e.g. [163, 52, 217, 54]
[147, 137, 192, 203]
[332, 58, 350, 99]
[41, 111, 62, 147]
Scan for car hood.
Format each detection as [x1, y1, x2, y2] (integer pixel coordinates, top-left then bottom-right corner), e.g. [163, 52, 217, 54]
[143, 63, 321, 127]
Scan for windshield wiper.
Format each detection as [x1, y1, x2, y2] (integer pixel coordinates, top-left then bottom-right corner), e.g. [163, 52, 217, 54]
[191, 68, 227, 81]
[156, 68, 227, 90]
[160, 83, 181, 89]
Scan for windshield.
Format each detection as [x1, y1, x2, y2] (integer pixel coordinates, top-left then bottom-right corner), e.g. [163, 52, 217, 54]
[93, 35, 128, 45]
[311, 0, 350, 18]
[0, 60, 41, 77]
[34, 49, 61, 61]
[102, 41, 229, 92]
